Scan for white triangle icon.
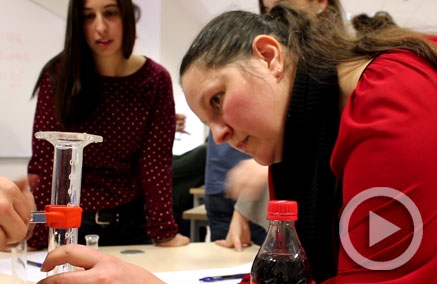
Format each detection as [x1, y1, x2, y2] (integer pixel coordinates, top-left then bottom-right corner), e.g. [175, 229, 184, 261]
[369, 211, 401, 247]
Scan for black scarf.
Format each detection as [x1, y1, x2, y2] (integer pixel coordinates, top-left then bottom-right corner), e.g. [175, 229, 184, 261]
[270, 63, 342, 283]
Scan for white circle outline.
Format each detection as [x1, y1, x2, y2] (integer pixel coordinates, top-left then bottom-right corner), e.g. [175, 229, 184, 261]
[340, 187, 423, 270]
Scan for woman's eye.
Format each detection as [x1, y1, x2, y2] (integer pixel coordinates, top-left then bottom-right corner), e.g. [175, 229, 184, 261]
[83, 13, 95, 21]
[211, 93, 223, 110]
[105, 9, 120, 18]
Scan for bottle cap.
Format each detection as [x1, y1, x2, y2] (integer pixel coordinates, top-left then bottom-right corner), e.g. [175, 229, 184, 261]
[267, 200, 298, 221]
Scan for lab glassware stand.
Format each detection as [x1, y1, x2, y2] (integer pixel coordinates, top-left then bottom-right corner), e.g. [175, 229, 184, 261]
[36, 131, 103, 275]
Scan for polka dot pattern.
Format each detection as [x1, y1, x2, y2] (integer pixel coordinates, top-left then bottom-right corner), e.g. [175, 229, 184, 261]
[27, 57, 178, 249]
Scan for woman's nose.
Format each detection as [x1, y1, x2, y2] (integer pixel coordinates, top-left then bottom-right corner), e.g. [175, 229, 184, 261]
[210, 123, 231, 145]
[95, 15, 107, 33]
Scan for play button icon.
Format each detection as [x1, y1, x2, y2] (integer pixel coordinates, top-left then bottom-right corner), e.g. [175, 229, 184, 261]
[340, 187, 423, 270]
[369, 211, 400, 247]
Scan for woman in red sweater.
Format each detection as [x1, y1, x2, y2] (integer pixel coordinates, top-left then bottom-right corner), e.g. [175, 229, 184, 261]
[179, 5, 437, 284]
[33, 3, 437, 284]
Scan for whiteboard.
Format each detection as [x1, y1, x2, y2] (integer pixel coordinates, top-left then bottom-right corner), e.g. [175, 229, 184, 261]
[0, 0, 66, 157]
[0, 0, 208, 158]
[0, 0, 163, 157]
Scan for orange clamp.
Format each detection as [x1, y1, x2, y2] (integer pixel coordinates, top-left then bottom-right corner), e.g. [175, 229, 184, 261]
[44, 205, 83, 228]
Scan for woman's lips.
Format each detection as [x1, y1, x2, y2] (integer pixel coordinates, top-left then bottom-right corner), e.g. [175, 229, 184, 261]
[96, 39, 112, 46]
[235, 137, 249, 153]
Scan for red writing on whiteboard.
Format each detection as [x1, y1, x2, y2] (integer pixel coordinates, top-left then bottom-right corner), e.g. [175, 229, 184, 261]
[0, 32, 23, 45]
[0, 70, 23, 89]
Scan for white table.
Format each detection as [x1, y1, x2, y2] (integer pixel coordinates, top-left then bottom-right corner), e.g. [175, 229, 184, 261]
[0, 242, 259, 283]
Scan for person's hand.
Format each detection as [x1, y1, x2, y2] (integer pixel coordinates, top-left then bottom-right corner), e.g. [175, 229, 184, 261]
[215, 210, 252, 252]
[0, 176, 35, 249]
[37, 244, 165, 284]
[155, 233, 190, 247]
[175, 113, 190, 134]
[15, 175, 37, 240]
[225, 159, 268, 200]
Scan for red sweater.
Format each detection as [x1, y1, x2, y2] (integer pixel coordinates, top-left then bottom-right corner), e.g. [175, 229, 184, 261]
[329, 47, 437, 283]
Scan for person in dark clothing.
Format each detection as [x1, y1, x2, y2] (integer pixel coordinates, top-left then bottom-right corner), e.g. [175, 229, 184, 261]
[171, 142, 207, 236]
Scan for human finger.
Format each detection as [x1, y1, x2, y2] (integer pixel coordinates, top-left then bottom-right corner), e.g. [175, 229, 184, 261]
[176, 121, 190, 134]
[231, 235, 243, 252]
[215, 226, 244, 252]
[175, 113, 186, 121]
[155, 234, 190, 247]
[0, 179, 29, 247]
[215, 239, 233, 249]
[12, 177, 35, 225]
[0, 209, 28, 247]
[13, 178, 28, 192]
[215, 238, 247, 252]
[40, 244, 100, 272]
[0, 228, 7, 249]
[39, 244, 166, 284]
[37, 269, 96, 284]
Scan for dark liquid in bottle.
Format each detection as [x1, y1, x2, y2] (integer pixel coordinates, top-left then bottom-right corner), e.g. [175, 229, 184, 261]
[251, 253, 312, 284]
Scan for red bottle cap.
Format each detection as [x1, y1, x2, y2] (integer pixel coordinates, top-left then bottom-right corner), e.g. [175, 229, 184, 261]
[267, 200, 298, 221]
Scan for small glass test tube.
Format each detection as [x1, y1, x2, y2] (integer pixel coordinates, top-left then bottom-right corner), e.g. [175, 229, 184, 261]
[85, 234, 100, 249]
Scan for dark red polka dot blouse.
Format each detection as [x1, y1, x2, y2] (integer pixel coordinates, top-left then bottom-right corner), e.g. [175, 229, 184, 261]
[27, 57, 178, 249]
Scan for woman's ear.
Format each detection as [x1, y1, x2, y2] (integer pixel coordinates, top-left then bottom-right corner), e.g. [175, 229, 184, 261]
[252, 35, 284, 73]
[316, 0, 329, 13]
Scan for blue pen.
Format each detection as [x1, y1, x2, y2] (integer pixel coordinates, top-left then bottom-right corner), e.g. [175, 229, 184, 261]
[27, 260, 43, 268]
[199, 273, 247, 282]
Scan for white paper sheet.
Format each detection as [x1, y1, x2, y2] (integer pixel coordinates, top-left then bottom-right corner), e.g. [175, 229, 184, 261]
[0, 251, 47, 282]
[0, 252, 251, 284]
[155, 263, 251, 284]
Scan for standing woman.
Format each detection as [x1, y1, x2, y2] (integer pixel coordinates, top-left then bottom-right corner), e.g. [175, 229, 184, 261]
[27, 0, 189, 249]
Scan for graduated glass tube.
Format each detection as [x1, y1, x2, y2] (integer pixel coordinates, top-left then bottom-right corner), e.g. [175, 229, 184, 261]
[36, 131, 102, 275]
[11, 241, 27, 283]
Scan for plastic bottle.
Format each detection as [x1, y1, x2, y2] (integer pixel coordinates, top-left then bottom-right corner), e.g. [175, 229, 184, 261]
[250, 200, 313, 284]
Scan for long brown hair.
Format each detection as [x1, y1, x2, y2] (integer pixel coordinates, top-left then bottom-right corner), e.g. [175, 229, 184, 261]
[258, 0, 345, 29]
[180, 5, 437, 81]
[32, 0, 138, 127]
[351, 11, 398, 36]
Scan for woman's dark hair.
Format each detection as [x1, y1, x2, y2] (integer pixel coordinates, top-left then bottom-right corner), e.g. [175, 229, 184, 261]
[133, 3, 141, 22]
[352, 11, 397, 36]
[258, 0, 267, 14]
[32, 0, 137, 127]
[180, 5, 437, 81]
[258, 0, 345, 28]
